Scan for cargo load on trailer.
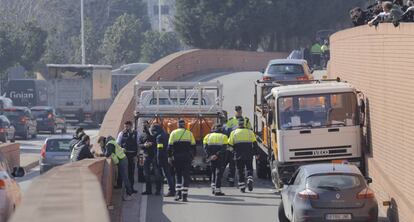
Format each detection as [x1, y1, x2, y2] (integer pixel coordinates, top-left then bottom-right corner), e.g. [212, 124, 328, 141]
[41, 64, 112, 124]
[134, 81, 226, 178]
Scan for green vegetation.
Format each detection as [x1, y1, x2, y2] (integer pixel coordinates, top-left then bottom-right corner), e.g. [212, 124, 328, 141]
[175, 0, 364, 51]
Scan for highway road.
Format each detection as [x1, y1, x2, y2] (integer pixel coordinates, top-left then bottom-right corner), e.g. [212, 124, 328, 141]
[125, 71, 283, 222]
[16, 128, 100, 192]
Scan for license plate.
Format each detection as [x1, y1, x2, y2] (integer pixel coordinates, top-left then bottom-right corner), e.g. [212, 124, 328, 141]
[37, 118, 43, 121]
[325, 214, 352, 220]
[54, 156, 69, 160]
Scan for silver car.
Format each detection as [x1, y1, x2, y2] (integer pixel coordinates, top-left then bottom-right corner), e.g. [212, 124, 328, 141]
[39, 136, 72, 174]
[279, 164, 378, 222]
[262, 59, 312, 82]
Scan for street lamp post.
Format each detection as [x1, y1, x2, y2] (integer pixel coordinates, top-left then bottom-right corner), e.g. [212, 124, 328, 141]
[81, 0, 86, 65]
[158, 0, 162, 32]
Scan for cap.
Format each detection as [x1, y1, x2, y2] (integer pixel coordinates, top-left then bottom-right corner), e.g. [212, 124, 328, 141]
[235, 106, 242, 111]
[178, 119, 185, 127]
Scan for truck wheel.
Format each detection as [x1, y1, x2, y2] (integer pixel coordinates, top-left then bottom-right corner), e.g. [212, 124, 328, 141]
[256, 156, 270, 179]
[278, 201, 289, 222]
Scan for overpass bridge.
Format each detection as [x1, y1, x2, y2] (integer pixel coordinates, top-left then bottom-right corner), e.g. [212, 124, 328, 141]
[8, 23, 414, 222]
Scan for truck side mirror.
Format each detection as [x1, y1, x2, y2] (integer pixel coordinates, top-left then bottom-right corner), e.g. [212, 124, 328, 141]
[359, 98, 365, 127]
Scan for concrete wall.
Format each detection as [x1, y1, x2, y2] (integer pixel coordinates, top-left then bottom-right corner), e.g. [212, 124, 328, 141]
[0, 143, 20, 168]
[97, 49, 287, 145]
[329, 23, 414, 222]
[10, 158, 112, 222]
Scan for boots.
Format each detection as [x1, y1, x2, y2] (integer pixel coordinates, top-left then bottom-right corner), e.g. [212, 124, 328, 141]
[164, 191, 175, 197]
[174, 191, 182, 201]
[182, 193, 188, 202]
[214, 188, 225, 196]
[247, 179, 254, 192]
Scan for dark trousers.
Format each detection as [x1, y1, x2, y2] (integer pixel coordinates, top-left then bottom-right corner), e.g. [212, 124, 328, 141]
[143, 156, 158, 193]
[311, 53, 321, 67]
[174, 157, 191, 195]
[126, 153, 136, 189]
[119, 158, 133, 195]
[224, 150, 236, 182]
[157, 155, 175, 193]
[210, 159, 224, 189]
[236, 159, 253, 188]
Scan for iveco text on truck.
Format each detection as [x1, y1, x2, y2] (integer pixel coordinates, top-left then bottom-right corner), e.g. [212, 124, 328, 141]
[253, 79, 366, 188]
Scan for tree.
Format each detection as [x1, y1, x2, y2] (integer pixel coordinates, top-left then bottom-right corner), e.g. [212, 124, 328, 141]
[175, 0, 365, 51]
[0, 23, 22, 74]
[70, 18, 102, 64]
[100, 14, 144, 65]
[141, 31, 181, 63]
[18, 22, 48, 71]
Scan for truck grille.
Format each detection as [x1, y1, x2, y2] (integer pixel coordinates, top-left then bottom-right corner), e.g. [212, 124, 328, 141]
[289, 145, 352, 160]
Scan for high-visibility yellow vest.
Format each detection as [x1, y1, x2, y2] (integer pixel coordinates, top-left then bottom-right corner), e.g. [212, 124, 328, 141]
[106, 140, 126, 164]
[203, 132, 228, 146]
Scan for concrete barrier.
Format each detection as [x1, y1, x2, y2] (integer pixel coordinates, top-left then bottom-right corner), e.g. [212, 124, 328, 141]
[329, 23, 414, 222]
[10, 158, 111, 222]
[97, 49, 287, 147]
[0, 143, 20, 168]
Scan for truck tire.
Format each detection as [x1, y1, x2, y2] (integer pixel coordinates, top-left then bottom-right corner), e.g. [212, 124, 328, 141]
[278, 201, 289, 222]
[256, 154, 270, 179]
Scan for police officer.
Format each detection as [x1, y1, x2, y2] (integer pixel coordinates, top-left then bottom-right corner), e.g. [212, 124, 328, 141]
[168, 119, 196, 202]
[203, 123, 228, 196]
[117, 121, 139, 193]
[150, 124, 175, 197]
[224, 106, 251, 186]
[105, 136, 134, 200]
[139, 121, 158, 195]
[228, 119, 260, 193]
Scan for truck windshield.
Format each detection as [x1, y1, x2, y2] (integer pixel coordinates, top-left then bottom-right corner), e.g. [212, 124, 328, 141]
[278, 92, 358, 129]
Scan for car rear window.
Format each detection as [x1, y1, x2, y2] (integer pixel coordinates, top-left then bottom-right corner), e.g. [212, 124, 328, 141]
[2, 110, 25, 120]
[267, 64, 304, 75]
[32, 110, 52, 118]
[307, 174, 362, 190]
[46, 139, 71, 152]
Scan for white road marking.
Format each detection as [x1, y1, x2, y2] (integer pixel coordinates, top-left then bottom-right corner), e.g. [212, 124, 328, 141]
[139, 183, 148, 222]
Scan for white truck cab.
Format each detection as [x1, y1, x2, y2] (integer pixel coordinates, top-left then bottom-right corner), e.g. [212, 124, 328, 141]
[254, 80, 365, 188]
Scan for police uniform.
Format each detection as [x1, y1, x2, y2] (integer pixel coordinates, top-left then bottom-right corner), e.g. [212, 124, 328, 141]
[152, 125, 175, 196]
[228, 127, 259, 193]
[203, 131, 228, 196]
[224, 116, 251, 186]
[117, 129, 138, 189]
[168, 126, 196, 202]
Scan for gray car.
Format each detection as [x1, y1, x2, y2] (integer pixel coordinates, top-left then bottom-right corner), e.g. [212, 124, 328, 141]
[39, 136, 72, 174]
[262, 59, 312, 82]
[279, 164, 378, 222]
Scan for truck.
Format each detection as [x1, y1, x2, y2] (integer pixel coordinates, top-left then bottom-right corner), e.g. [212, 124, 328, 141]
[253, 79, 366, 189]
[40, 64, 113, 124]
[111, 63, 150, 98]
[5, 79, 48, 107]
[134, 81, 227, 180]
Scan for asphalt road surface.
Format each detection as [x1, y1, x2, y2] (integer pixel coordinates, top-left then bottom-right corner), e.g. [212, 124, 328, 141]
[132, 72, 282, 222]
[17, 128, 100, 192]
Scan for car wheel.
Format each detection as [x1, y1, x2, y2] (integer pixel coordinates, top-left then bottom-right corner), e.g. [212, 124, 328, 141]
[278, 201, 289, 222]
